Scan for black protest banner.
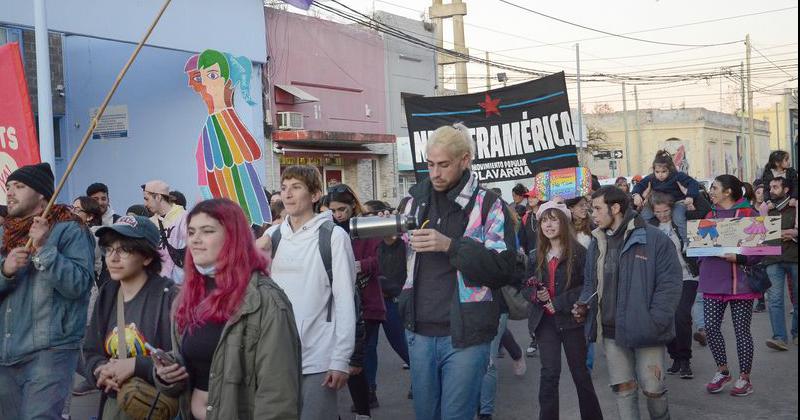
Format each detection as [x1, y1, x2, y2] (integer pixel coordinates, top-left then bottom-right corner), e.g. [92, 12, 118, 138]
[404, 72, 578, 183]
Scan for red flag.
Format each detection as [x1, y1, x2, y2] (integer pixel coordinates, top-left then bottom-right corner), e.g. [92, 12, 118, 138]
[0, 42, 40, 204]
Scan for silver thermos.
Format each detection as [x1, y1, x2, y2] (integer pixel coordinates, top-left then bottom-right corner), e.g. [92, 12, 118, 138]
[349, 215, 418, 239]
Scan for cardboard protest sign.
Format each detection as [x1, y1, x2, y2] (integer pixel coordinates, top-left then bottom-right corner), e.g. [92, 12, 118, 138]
[686, 216, 782, 257]
[404, 72, 579, 183]
[0, 43, 40, 205]
[532, 167, 591, 201]
[184, 50, 271, 225]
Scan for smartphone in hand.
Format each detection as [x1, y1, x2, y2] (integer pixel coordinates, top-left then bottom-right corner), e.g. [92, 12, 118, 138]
[144, 342, 177, 365]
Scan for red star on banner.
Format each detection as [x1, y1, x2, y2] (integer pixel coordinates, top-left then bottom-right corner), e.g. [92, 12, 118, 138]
[478, 93, 501, 117]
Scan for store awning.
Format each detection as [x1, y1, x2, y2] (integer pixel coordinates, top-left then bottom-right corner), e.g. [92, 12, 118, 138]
[274, 84, 319, 104]
[273, 130, 395, 146]
[278, 145, 385, 160]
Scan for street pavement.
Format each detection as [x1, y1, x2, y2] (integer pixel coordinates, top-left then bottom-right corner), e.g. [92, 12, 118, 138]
[70, 301, 798, 420]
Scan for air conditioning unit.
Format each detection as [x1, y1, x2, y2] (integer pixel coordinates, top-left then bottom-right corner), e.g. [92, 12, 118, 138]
[277, 111, 303, 130]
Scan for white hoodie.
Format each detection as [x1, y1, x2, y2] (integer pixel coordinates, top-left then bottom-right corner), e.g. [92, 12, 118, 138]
[267, 211, 356, 375]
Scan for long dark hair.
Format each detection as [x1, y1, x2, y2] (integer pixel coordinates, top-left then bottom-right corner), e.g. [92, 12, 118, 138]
[74, 196, 103, 227]
[565, 196, 591, 237]
[327, 184, 364, 219]
[535, 208, 576, 290]
[764, 150, 789, 174]
[714, 174, 744, 202]
[652, 150, 677, 174]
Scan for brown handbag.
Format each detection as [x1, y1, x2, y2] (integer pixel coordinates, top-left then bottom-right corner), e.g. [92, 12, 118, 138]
[114, 288, 179, 420]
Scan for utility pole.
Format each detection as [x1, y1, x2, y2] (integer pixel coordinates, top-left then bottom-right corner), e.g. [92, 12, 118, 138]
[746, 34, 756, 180]
[622, 82, 632, 175]
[634, 85, 642, 174]
[430, 0, 469, 94]
[775, 102, 781, 149]
[34, 0, 55, 167]
[576, 43, 585, 159]
[485, 51, 491, 91]
[739, 62, 746, 180]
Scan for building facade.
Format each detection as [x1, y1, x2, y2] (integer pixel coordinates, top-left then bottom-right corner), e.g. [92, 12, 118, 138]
[265, 8, 395, 203]
[585, 108, 770, 182]
[2, 0, 268, 210]
[375, 11, 437, 203]
[753, 88, 798, 164]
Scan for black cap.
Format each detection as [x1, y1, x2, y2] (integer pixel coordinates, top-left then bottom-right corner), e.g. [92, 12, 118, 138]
[95, 215, 160, 248]
[7, 163, 55, 199]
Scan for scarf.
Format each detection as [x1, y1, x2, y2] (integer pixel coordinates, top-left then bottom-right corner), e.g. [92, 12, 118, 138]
[2, 204, 83, 254]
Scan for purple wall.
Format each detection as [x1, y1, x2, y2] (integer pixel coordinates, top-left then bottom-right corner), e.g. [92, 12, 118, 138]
[267, 9, 387, 134]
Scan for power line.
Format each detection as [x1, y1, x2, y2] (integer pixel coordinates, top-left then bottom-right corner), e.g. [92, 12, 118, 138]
[492, 5, 797, 53]
[497, 0, 744, 48]
[752, 44, 795, 78]
[317, 1, 743, 84]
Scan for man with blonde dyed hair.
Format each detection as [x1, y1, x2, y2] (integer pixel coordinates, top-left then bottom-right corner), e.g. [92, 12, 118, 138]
[379, 123, 517, 420]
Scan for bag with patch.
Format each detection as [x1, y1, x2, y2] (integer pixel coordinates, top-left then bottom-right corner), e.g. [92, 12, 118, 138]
[114, 289, 178, 420]
[475, 189, 530, 320]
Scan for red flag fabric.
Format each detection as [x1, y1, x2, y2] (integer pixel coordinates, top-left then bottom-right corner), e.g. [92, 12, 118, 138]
[0, 42, 40, 204]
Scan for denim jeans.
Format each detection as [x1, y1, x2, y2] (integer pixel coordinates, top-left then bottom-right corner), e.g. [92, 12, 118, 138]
[640, 201, 687, 242]
[480, 313, 508, 415]
[362, 320, 381, 391]
[368, 298, 410, 390]
[766, 262, 799, 341]
[692, 292, 705, 330]
[0, 348, 79, 419]
[602, 338, 670, 420]
[406, 330, 489, 420]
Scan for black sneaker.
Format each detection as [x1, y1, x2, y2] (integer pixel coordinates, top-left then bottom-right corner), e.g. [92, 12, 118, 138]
[369, 389, 379, 409]
[679, 360, 694, 379]
[754, 302, 766, 313]
[667, 359, 681, 375]
[478, 415, 493, 420]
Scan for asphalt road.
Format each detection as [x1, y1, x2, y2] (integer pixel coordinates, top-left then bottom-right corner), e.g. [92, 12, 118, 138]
[70, 301, 798, 420]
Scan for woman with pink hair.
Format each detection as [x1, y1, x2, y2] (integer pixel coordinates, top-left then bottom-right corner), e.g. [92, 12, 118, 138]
[154, 199, 300, 419]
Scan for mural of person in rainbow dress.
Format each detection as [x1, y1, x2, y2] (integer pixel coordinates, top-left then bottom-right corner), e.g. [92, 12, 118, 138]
[184, 50, 271, 225]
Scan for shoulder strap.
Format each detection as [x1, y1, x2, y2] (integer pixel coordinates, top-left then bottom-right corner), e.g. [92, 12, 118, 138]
[397, 196, 412, 214]
[318, 220, 335, 322]
[479, 188, 501, 227]
[270, 227, 282, 260]
[116, 288, 128, 359]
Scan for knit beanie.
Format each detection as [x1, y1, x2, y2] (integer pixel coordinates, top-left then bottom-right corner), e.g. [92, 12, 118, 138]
[7, 162, 55, 200]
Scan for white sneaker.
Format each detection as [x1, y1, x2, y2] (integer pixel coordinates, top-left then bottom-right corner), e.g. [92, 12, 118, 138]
[355, 416, 372, 420]
[512, 356, 527, 376]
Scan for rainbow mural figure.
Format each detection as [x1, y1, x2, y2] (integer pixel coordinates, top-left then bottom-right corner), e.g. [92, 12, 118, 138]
[184, 50, 271, 225]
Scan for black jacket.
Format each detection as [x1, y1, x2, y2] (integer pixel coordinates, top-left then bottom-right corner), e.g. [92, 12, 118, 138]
[84, 274, 177, 387]
[378, 171, 517, 348]
[761, 166, 798, 199]
[518, 210, 538, 254]
[522, 242, 587, 332]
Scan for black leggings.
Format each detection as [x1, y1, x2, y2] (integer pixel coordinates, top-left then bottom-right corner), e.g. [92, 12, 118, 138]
[704, 298, 754, 374]
[347, 369, 371, 416]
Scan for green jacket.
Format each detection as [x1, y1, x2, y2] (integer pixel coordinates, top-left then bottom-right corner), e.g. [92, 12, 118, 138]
[156, 272, 302, 420]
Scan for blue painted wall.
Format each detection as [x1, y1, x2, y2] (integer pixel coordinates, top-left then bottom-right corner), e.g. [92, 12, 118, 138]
[59, 35, 266, 212]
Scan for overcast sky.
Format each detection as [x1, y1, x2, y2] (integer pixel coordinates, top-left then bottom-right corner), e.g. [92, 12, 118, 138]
[307, 0, 798, 113]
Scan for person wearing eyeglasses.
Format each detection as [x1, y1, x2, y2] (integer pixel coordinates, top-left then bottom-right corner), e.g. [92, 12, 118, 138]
[82, 215, 178, 419]
[142, 180, 188, 284]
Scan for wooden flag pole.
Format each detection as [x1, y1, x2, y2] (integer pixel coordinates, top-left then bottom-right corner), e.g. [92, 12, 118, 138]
[27, 0, 172, 248]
